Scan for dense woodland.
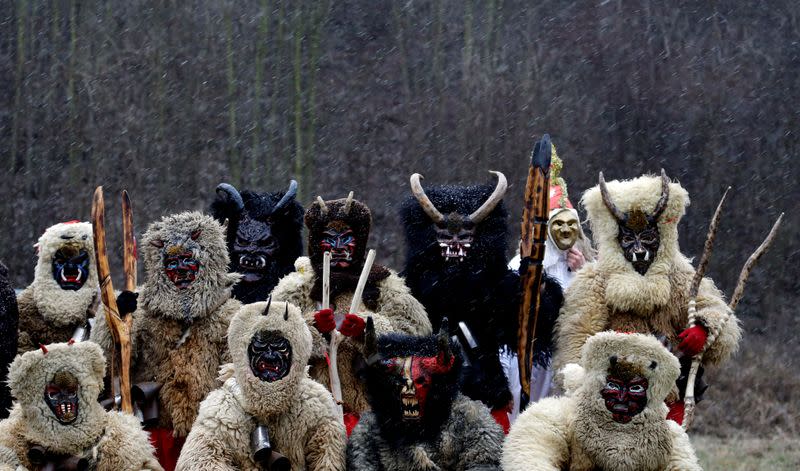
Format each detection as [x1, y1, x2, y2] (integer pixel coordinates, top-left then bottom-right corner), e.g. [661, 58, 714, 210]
[1, 1, 797, 437]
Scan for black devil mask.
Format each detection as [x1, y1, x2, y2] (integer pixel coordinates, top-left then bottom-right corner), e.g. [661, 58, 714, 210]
[305, 193, 371, 275]
[52, 246, 90, 291]
[410, 172, 507, 262]
[599, 170, 670, 275]
[44, 369, 80, 425]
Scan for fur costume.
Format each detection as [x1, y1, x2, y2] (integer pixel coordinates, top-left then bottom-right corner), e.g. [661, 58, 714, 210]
[16, 222, 99, 353]
[503, 332, 701, 471]
[0, 342, 162, 470]
[91, 212, 241, 469]
[176, 301, 345, 471]
[211, 182, 304, 304]
[0, 263, 18, 419]
[271, 196, 431, 415]
[554, 175, 741, 401]
[347, 325, 504, 471]
[400, 180, 563, 411]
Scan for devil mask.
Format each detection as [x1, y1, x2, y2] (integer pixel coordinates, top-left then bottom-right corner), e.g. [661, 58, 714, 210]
[410, 172, 507, 262]
[51, 245, 90, 291]
[600, 170, 670, 275]
[305, 193, 372, 274]
[45, 369, 80, 425]
[248, 303, 293, 383]
[600, 356, 650, 423]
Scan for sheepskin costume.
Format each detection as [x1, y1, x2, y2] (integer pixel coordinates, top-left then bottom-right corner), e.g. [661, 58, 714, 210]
[271, 197, 431, 416]
[0, 342, 162, 470]
[176, 301, 345, 470]
[16, 222, 99, 353]
[554, 174, 741, 378]
[347, 325, 504, 471]
[0, 262, 18, 419]
[503, 332, 701, 471]
[91, 212, 241, 469]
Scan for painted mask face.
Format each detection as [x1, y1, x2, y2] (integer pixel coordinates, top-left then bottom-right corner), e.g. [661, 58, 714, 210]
[44, 370, 79, 425]
[381, 353, 453, 420]
[434, 214, 475, 262]
[233, 216, 277, 283]
[617, 210, 660, 275]
[52, 246, 90, 290]
[248, 331, 292, 382]
[319, 223, 356, 270]
[601, 374, 649, 424]
[549, 210, 580, 251]
[163, 250, 201, 290]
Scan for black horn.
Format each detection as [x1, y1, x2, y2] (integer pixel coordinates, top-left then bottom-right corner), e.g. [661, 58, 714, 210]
[438, 317, 452, 365]
[262, 295, 272, 316]
[363, 317, 379, 365]
[216, 183, 245, 213]
[270, 180, 298, 215]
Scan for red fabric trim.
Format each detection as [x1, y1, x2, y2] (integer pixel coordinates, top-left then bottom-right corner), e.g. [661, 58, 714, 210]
[146, 427, 185, 471]
[490, 407, 511, 434]
[344, 412, 360, 437]
[666, 400, 685, 425]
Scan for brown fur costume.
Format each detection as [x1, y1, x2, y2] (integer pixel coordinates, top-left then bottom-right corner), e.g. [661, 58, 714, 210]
[91, 212, 241, 437]
[17, 222, 99, 353]
[0, 342, 162, 470]
[271, 196, 431, 414]
[503, 332, 701, 471]
[176, 301, 345, 471]
[554, 174, 741, 380]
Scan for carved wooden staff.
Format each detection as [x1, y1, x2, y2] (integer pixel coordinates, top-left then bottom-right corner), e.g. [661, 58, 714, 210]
[683, 201, 783, 429]
[517, 135, 552, 397]
[91, 186, 133, 414]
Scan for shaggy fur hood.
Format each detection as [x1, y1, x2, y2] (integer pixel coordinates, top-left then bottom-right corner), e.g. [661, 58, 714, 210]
[582, 174, 689, 314]
[140, 212, 239, 322]
[30, 222, 98, 326]
[7, 342, 106, 454]
[227, 300, 313, 419]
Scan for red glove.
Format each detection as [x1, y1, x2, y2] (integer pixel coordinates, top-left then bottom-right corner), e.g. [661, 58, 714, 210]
[339, 313, 366, 337]
[677, 325, 708, 357]
[313, 308, 336, 334]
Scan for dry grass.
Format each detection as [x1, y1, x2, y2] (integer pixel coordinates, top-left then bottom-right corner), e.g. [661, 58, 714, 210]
[693, 434, 800, 470]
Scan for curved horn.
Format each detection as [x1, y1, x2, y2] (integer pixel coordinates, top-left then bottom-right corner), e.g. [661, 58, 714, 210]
[468, 171, 508, 223]
[271, 180, 298, 214]
[599, 172, 627, 222]
[438, 317, 452, 365]
[410, 174, 445, 224]
[363, 317, 379, 365]
[283, 302, 289, 321]
[215, 183, 244, 213]
[316, 196, 329, 217]
[343, 191, 355, 214]
[649, 169, 671, 223]
[262, 295, 272, 316]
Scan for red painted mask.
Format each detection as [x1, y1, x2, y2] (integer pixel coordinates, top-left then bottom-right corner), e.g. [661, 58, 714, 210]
[318, 223, 356, 270]
[163, 250, 200, 290]
[382, 352, 454, 420]
[601, 374, 649, 423]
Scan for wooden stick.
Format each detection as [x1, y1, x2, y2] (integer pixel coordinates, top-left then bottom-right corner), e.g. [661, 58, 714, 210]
[349, 249, 376, 315]
[323, 252, 343, 422]
[91, 186, 133, 414]
[729, 213, 783, 311]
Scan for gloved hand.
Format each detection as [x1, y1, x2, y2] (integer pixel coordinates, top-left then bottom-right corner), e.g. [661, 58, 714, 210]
[339, 313, 366, 337]
[116, 291, 139, 316]
[677, 324, 708, 357]
[313, 308, 336, 334]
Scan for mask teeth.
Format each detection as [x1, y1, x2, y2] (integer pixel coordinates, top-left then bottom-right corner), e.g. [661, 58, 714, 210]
[632, 252, 638, 262]
[644, 250, 650, 262]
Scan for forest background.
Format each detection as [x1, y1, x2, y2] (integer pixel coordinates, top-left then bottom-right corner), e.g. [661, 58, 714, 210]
[1, 0, 797, 458]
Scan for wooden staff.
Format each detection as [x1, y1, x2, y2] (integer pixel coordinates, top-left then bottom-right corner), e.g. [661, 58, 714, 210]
[91, 186, 133, 414]
[322, 251, 343, 422]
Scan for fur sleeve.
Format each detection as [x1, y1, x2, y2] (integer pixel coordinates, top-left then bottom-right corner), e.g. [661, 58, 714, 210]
[665, 421, 702, 471]
[694, 277, 741, 366]
[553, 264, 608, 373]
[374, 273, 432, 336]
[502, 397, 572, 471]
[176, 388, 250, 471]
[450, 397, 504, 471]
[345, 414, 383, 471]
[97, 413, 163, 471]
[303, 413, 346, 471]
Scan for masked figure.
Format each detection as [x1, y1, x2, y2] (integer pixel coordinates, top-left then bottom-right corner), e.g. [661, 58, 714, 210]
[271, 193, 431, 433]
[211, 181, 304, 304]
[0, 341, 162, 470]
[400, 172, 563, 429]
[347, 319, 504, 471]
[91, 212, 241, 471]
[504, 332, 701, 471]
[176, 300, 345, 471]
[0, 263, 18, 419]
[16, 221, 99, 353]
[554, 172, 741, 423]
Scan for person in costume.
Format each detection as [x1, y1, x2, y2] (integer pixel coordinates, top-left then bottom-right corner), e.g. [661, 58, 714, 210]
[400, 171, 563, 430]
[211, 181, 304, 304]
[270, 193, 431, 434]
[509, 149, 595, 403]
[91, 212, 241, 471]
[176, 299, 345, 471]
[0, 262, 18, 419]
[554, 171, 742, 423]
[0, 341, 162, 470]
[347, 318, 504, 471]
[503, 331, 701, 471]
[16, 221, 99, 353]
